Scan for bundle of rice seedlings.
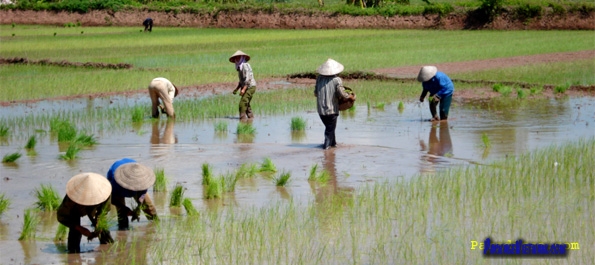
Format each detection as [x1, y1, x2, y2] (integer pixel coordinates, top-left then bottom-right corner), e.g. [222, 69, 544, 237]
[2, 152, 21, 163]
[131, 106, 144, 123]
[182, 198, 198, 216]
[59, 142, 80, 160]
[201, 163, 213, 185]
[308, 164, 319, 181]
[236, 122, 256, 135]
[169, 184, 185, 207]
[35, 184, 61, 211]
[204, 177, 223, 199]
[0, 124, 8, 137]
[214, 121, 228, 133]
[25, 135, 37, 150]
[153, 167, 168, 192]
[0, 193, 11, 216]
[259, 157, 277, 172]
[74, 133, 98, 147]
[290, 117, 307, 131]
[54, 224, 68, 242]
[274, 171, 291, 187]
[19, 208, 40, 240]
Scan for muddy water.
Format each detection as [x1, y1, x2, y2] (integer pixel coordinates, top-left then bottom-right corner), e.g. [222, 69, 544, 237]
[1, 95, 594, 264]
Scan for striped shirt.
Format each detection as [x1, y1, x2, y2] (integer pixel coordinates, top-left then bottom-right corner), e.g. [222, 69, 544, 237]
[314, 75, 351, 115]
[237, 63, 257, 87]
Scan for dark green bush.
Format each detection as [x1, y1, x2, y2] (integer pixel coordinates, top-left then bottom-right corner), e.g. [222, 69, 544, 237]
[548, 2, 566, 16]
[515, 4, 542, 20]
[477, 0, 504, 21]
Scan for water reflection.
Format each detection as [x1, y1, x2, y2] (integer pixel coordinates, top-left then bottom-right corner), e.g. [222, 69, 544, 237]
[419, 122, 453, 173]
[150, 119, 177, 144]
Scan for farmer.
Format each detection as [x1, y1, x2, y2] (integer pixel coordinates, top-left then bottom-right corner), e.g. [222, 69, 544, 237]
[107, 158, 158, 230]
[314, 58, 356, 149]
[148, 77, 179, 119]
[143, 18, 153, 32]
[417, 66, 454, 121]
[57, 172, 114, 253]
[229, 50, 257, 120]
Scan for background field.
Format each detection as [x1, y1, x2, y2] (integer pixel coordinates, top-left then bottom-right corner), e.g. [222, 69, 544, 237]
[1, 26, 594, 102]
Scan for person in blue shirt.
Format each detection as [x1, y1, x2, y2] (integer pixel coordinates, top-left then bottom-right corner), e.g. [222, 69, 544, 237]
[417, 66, 454, 121]
[107, 158, 158, 230]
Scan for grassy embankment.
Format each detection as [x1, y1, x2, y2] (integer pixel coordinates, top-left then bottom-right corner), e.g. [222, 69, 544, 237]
[94, 138, 594, 264]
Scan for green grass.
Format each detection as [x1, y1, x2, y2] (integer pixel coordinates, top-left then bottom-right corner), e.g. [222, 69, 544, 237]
[516, 88, 527, 99]
[74, 132, 98, 146]
[132, 105, 145, 123]
[153, 167, 168, 192]
[109, 138, 594, 264]
[214, 121, 228, 133]
[18, 208, 40, 240]
[170, 184, 185, 207]
[2, 152, 21, 163]
[236, 122, 256, 135]
[50, 119, 77, 142]
[34, 184, 61, 211]
[0, 124, 9, 137]
[54, 224, 68, 242]
[24, 135, 37, 149]
[308, 164, 331, 184]
[555, 84, 569, 93]
[290, 116, 307, 131]
[201, 163, 213, 185]
[0, 193, 11, 216]
[204, 176, 223, 199]
[59, 142, 80, 160]
[1, 28, 593, 102]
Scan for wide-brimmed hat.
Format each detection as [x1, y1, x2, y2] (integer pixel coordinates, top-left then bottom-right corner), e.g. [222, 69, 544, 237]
[229, 50, 251, 63]
[317, 58, 344, 76]
[417, 66, 438, 82]
[66, 172, 112, 206]
[114, 163, 156, 191]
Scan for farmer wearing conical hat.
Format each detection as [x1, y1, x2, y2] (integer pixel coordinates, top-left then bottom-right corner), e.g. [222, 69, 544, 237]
[57, 172, 114, 253]
[229, 50, 257, 120]
[107, 158, 158, 230]
[314, 58, 356, 149]
[148, 77, 179, 119]
[417, 66, 454, 121]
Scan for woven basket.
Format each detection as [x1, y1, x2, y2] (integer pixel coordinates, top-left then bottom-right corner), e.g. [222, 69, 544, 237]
[339, 86, 356, 111]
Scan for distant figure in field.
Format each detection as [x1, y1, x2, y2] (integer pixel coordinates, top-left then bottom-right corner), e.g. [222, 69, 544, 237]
[417, 66, 454, 122]
[143, 18, 153, 32]
[148, 77, 178, 119]
[229, 50, 257, 121]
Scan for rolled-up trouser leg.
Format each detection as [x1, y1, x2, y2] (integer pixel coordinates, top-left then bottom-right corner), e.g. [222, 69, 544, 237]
[439, 94, 452, 120]
[239, 86, 256, 118]
[319, 114, 338, 149]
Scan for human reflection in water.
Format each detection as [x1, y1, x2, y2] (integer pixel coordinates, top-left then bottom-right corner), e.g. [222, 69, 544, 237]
[419, 122, 453, 173]
[150, 119, 177, 145]
[312, 149, 354, 205]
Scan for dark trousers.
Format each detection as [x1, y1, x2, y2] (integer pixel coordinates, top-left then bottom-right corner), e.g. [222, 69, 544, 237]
[67, 221, 82, 253]
[319, 114, 338, 149]
[429, 94, 453, 120]
[239, 86, 256, 119]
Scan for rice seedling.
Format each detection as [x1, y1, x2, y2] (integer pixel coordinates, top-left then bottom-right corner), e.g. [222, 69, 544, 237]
[259, 157, 277, 173]
[34, 184, 61, 211]
[132, 105, 145, 123]
[2, 152, 21, 163]
[74, 133, 98, 147]
[169, 184, 185, 207]
[201, 163, 213, 185]
[222, 172, 238, 192]
[530, 86, 543, 94]
[554, 84, 569, 93]
[290, 117, 307, 131]
[0, 124, 9, 137]
[516, 88, 527, 99]
[493, 84, 513, 97]
[95, 203, 115, 232]
[204, 176, 223, 199]
[273, 171, 291, 187]
[236, 122, 256, 135]
[308, 164, 319, 181]
[51, 119, 77, 142]
[153, 167, 168, 192]
[398, 101, 405, 111]
[214, 121, 228, 133]
[375, 103, 385, 109]
[0, 193, 11, 216]
[59, 142, 80, 160]
[481, 132, 491, 149]
[182, 198, 199, 216]
[24, 135, 37, 150]
[54, 223, 68, 242]
[18, 208, 40, 240]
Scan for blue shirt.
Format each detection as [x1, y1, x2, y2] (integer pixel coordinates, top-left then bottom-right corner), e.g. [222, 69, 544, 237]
[422, 71, 454, 98]
[107, 158, 148, 198]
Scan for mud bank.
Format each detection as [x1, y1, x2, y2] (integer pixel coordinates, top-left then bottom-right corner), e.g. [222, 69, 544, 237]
[1, 9, 593, 30]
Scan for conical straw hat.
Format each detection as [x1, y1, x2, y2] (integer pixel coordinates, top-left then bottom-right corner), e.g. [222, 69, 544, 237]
[229, 50, 251, 63]
[317, 58, 344, 76]
[114, 163, 156, 191]
[66, 172, 112, 206]
[417, 66, 438, 82]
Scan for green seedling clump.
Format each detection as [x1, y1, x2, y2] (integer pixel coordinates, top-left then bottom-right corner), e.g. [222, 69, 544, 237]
[132, 106, 144, 123]
[236, 123, 256, 135]
[35, 184, 61, 211]
[554, 84, 569, 93]
[170, 184, 185, 207]
[214, 121, 228, 132]
[60, 142, 80, 160]
[25, 135, 37, 150]
[0, 193, 11, 216]
[54, 224, 68, 242]
[308, 164, 319, 181]
[204, 176, 223, 199]
[0, 124, 9, 137]
[182, 198, 199, 216]
[153, 167, 168, 192]
[259, 157, 277, 173]
[222, 172, 238, 192]
[274, 170, 291, 187]
[290, 117, 307, 131]
[201, 163, 213, 185]
[481, 132, 492, 149]
[19, 208, 40, 240]
[2, 152, 22, 163]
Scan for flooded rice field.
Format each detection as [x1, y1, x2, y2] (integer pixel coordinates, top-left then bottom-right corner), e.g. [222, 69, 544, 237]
[1, 93, 594, 264]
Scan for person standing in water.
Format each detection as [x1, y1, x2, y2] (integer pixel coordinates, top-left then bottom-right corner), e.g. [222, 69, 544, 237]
[229, 50, 257, 121]
[417, 66, 454, 121]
